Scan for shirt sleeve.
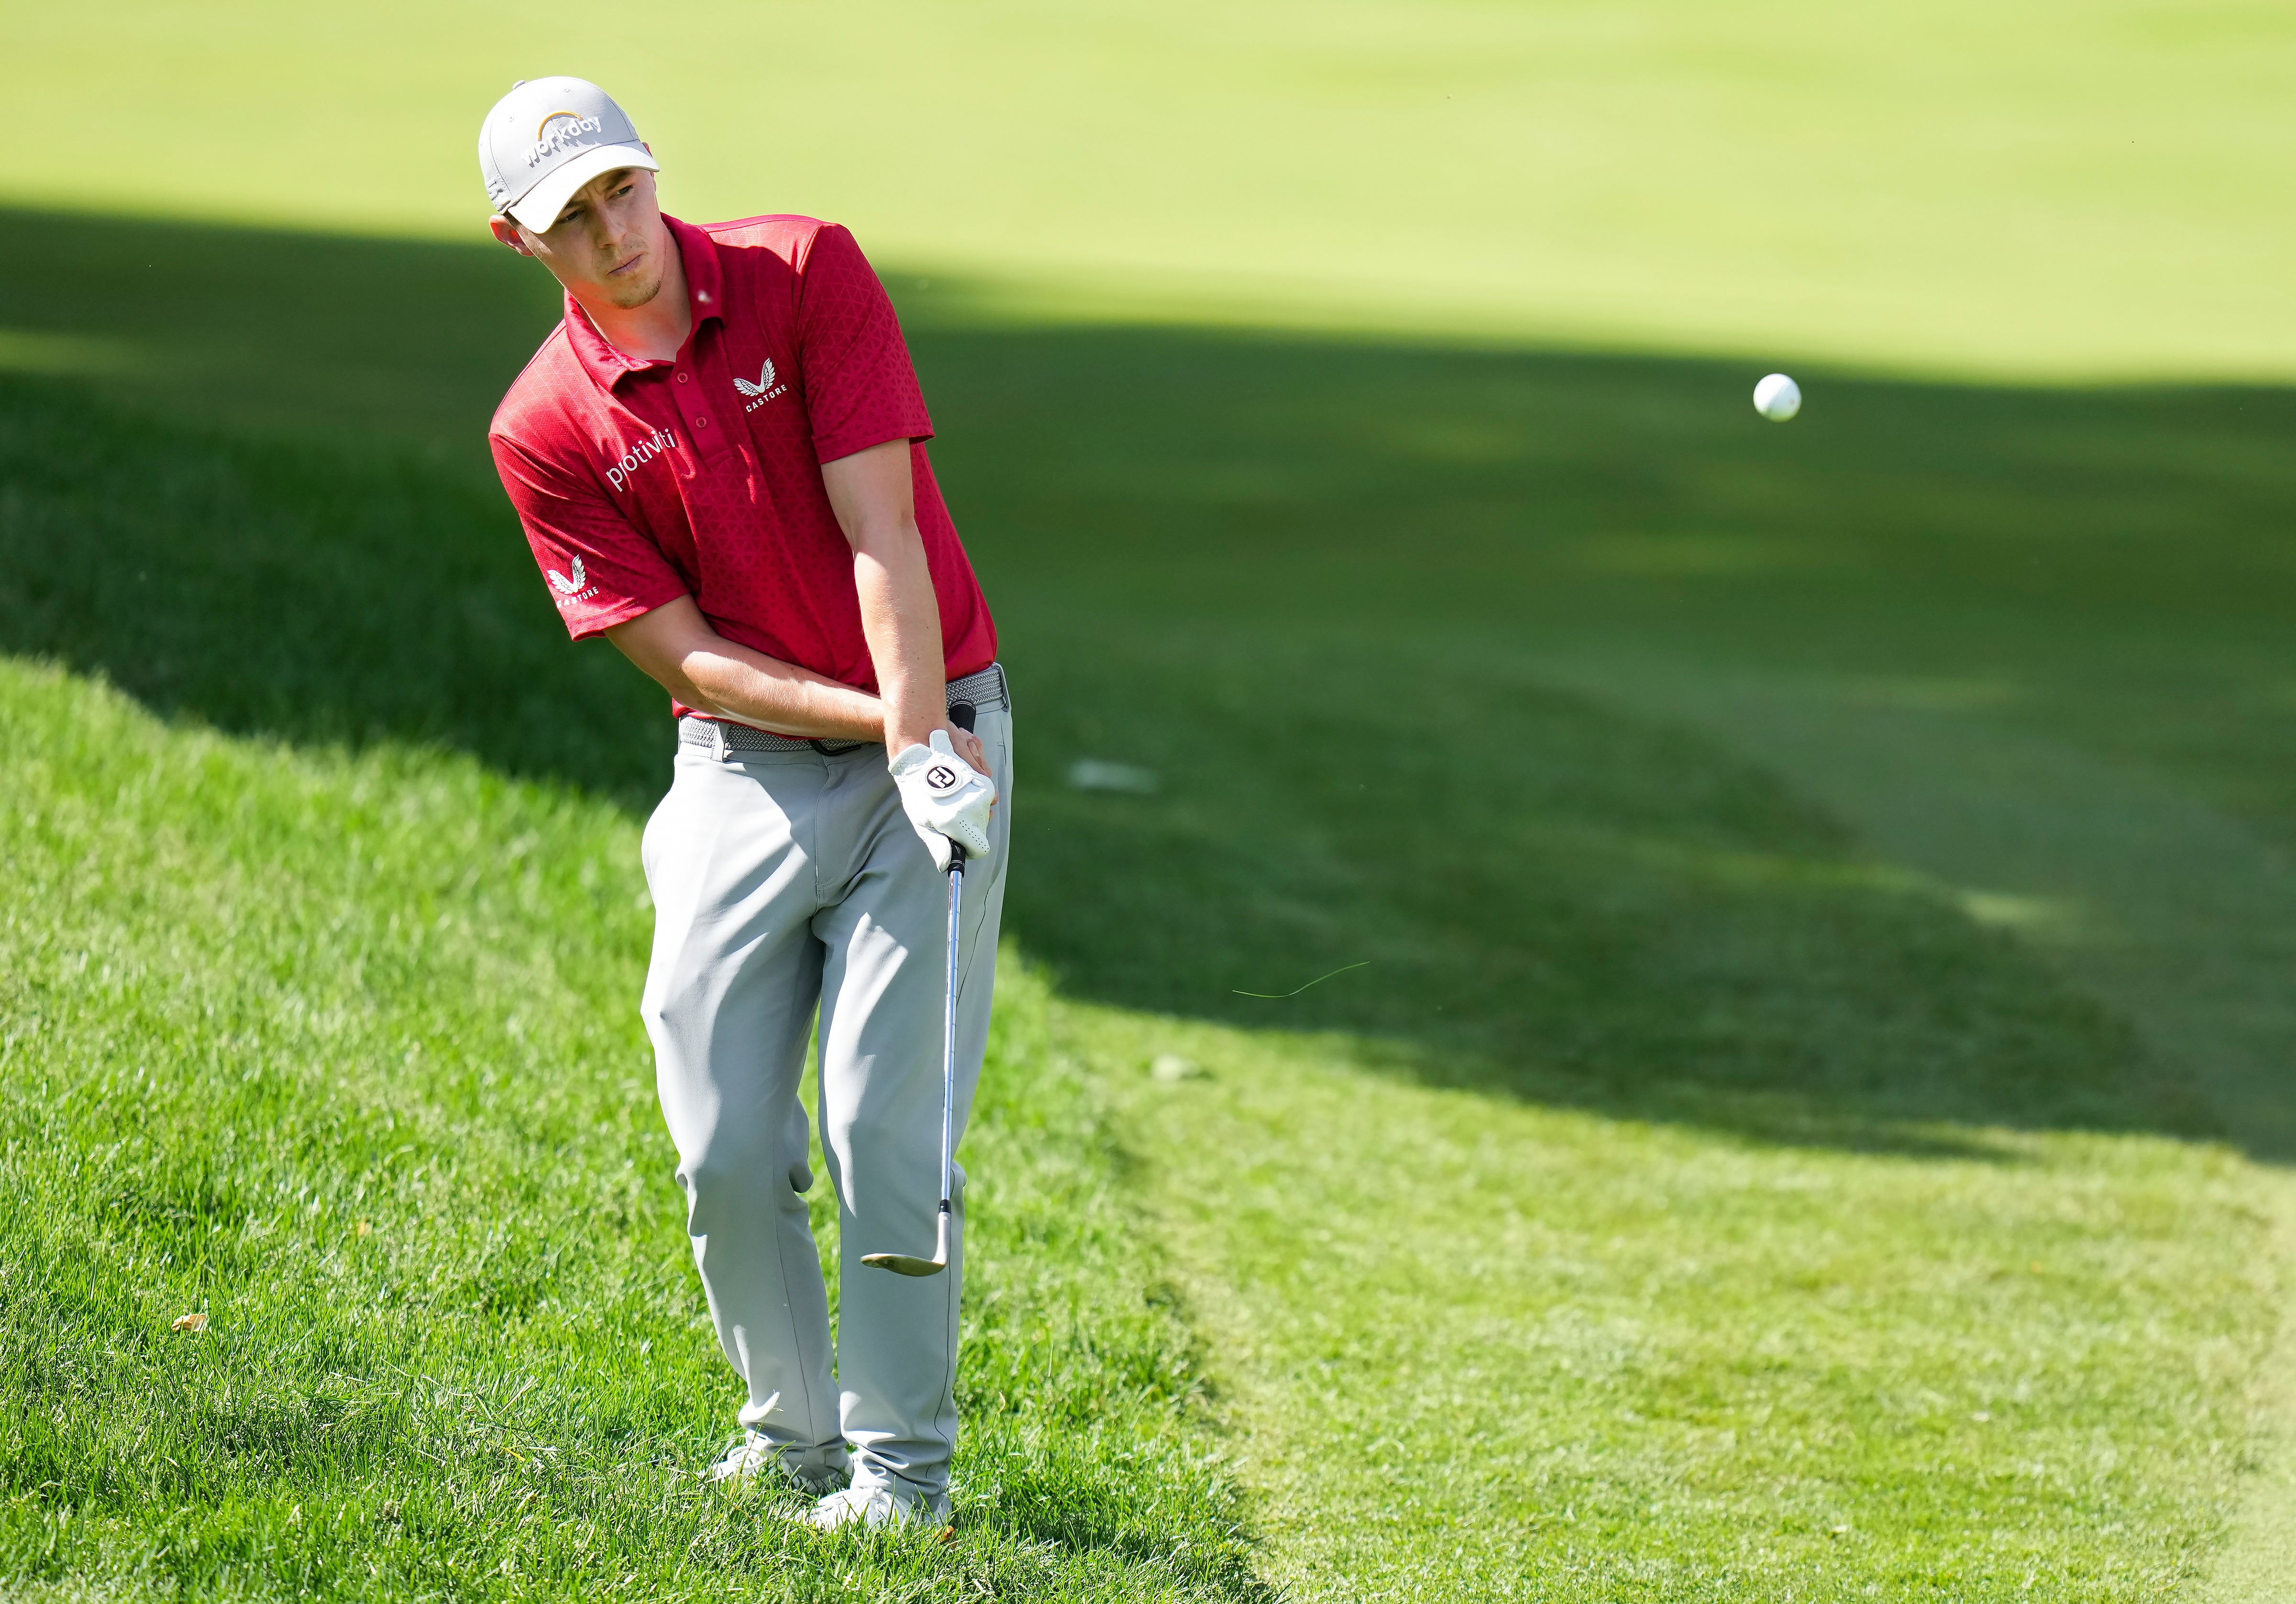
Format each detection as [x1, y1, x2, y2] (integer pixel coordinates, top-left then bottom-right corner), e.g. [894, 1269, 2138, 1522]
[794, 224, 935, 465]
[489, 431, 689, 640]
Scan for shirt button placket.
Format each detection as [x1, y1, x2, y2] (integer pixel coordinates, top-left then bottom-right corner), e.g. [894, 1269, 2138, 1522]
[672, 363, 711, 452]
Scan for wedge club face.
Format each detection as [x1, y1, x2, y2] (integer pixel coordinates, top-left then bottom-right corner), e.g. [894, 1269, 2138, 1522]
[861, 1201, 952, 1277]
[861, 1206, 947, 1276]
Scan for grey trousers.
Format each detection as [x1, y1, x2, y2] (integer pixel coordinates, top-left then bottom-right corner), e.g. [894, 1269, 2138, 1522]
[638, 706, 1012, 1499]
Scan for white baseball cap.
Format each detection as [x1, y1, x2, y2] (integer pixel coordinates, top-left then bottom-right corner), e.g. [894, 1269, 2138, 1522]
[478, 77, 660, 230]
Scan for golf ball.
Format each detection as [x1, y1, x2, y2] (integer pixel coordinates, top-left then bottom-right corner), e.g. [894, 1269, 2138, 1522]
[1753, 373, 1801, 421]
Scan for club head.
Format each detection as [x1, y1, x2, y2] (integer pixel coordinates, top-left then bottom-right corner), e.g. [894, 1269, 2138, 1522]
[859, 1250, 946, 1277]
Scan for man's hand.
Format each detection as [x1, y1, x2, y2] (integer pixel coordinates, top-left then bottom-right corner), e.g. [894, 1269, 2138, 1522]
[936, 719, 990, 775]
[890, 730, 996, 871]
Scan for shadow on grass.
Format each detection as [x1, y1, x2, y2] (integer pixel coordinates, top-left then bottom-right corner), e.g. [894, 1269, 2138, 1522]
[6, 206, 2286, 1153]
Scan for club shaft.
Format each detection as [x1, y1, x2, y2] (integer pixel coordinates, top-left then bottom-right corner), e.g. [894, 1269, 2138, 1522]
[940, 861, 961, 1214]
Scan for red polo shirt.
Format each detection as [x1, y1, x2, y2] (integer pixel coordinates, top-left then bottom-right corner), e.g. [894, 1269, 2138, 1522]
[488, 214, 996, 715]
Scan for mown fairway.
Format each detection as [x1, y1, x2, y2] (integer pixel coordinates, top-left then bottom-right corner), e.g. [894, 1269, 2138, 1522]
[14, 0, 2296, 378]
[8, 4, 2296, 1600]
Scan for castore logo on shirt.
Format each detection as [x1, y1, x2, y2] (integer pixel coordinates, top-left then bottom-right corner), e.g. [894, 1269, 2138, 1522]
[545, 554, 597, 609]
[735, 358, 789, 413]
[606, 425, 678, 494]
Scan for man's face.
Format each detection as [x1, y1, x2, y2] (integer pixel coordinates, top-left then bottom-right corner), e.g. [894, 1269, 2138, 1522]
[493, 166, 669, 310]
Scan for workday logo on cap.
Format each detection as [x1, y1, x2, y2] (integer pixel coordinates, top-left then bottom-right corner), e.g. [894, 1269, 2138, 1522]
[478, 77, 659, 231]
[530, 111, 606, 166]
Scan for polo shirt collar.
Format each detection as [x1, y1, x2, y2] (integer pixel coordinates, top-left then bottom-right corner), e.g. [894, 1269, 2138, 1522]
[668, 215, 727, 331]
[560, 213, 725, 389]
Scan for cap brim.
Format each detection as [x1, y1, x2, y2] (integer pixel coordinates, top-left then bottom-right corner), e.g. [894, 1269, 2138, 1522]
[505, 143, 661, 231]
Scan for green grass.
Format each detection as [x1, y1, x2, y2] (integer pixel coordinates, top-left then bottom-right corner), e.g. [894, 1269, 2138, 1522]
[1119, 1025, 2270, 1600]
[12, 0, 2296, 377]
[0, 659, 1261, 1601]
[7, 295, 2296, 1594]
[11, 2, 2296, 1595]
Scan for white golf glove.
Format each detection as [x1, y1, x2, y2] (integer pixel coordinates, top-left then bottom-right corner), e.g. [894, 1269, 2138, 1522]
[889, 730, 995, 871]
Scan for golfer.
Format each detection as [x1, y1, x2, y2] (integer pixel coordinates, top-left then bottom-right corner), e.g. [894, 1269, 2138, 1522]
[477, 77, 1010, 1530]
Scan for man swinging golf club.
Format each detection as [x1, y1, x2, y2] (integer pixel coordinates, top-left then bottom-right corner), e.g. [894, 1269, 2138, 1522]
[477, 77, 1010, 1530]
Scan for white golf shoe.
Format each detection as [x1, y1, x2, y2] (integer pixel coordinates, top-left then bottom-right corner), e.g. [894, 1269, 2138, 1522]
[708, 1433, 848, 1496]
[806, 1482, 951, 1532]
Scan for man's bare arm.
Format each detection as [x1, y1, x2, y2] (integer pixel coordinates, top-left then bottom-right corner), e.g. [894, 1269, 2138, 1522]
[606, 596, 885, 741]
[820, 439, 990, 775]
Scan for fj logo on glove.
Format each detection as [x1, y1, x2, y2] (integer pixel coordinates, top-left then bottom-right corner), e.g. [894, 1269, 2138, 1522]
[891, 730, 996, 870]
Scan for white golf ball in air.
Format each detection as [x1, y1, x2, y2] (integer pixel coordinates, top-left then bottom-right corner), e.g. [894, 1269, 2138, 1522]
[1753, 372, 1801, 421]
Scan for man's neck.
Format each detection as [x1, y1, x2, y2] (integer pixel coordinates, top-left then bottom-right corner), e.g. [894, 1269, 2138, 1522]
[575, 229, 694, 363]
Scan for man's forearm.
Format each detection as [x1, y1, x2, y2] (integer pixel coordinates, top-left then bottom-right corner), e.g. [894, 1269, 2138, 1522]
[822, 440, 954, 759]
[607, 595, 884, 740]
[682, 648, 885, 741]
[851, 535, 947, 755]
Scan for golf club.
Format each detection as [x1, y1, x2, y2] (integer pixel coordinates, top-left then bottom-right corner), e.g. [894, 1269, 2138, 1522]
[861, 702, 974, 1277]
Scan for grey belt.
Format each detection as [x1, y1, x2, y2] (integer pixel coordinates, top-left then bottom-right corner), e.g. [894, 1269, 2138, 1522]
[679, 662, 1009, 759]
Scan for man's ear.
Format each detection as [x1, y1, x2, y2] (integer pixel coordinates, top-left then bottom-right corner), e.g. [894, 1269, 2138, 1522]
[489, 214, 532, 255]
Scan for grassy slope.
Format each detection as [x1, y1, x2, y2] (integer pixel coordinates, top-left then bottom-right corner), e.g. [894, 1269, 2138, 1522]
[0, 655, 1260, 1601]
[5, 343, 2291, 1598]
